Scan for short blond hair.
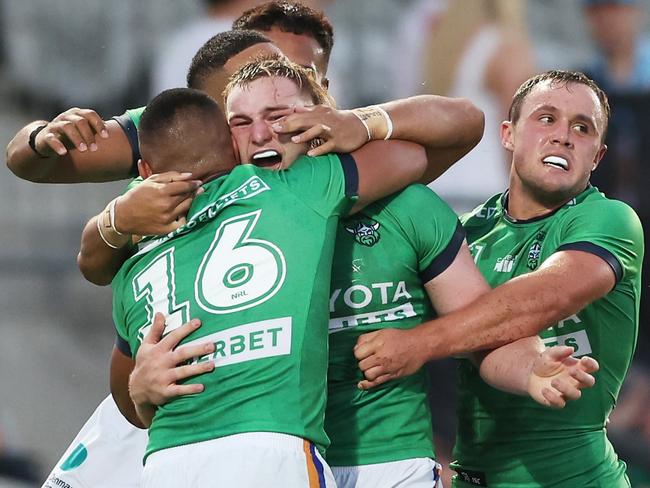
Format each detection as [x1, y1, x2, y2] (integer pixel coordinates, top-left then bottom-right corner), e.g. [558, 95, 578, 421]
[223, 53, 335, 107]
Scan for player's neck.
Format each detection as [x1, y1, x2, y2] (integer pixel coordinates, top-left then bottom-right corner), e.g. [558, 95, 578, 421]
[506, 184, 569, 221]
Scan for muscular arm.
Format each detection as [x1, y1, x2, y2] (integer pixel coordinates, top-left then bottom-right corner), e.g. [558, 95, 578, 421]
[415, 249, 616, 360]
[370, 249, 613, 370]
[110, 346, 146, 429]
[378, 95, 484, 183]
[77, 172, 203, 285]
[276, 97, 484, 188]
[6, 111, 135, 183]
[356, 245, 600, 403]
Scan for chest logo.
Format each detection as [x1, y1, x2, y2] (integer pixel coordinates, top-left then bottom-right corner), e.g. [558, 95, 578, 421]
[527, 231, 546, 270]
[345, 217, 381, 247]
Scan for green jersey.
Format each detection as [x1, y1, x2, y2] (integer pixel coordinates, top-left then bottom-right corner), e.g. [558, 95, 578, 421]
[451, 187, 644, 487]
[326, 184, 465, 466]
[112, 155, 358, 460]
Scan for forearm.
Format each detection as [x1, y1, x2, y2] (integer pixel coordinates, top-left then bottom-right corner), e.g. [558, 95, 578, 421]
[475, 336, 544, 395]
[379, 96, 484, 182]
[415, 271, 578, 361]
[78, 214, 132, 285]
[6, 121, 61, 182]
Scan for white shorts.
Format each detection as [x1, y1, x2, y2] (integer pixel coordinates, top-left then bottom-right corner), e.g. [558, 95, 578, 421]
[142, 432, 336, 488]
[332, 458, 443, 488]
[42, 395, 147, 488]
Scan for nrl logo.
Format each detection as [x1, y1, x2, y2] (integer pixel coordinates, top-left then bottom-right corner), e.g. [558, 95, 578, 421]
[345, 217, 381, 247]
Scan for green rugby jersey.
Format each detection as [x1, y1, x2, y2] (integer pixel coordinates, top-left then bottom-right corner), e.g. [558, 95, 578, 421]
[112, 154, 358, 460]
[451, 186, 643, 488]
[326, 184, 465, 466]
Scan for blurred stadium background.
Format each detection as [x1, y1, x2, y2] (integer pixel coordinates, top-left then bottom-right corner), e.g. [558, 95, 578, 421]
[1, 0, 649, 486]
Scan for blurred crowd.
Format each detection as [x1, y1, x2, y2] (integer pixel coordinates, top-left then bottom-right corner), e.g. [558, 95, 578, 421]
[1, 0, 649, 486]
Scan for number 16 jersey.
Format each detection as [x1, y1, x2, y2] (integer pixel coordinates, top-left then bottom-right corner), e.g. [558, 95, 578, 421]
[112, 154, 357, 460]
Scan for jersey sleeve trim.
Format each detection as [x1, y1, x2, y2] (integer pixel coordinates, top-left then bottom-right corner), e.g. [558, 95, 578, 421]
[420, 220, 466, 283]
[336, 153, 359, 197]
[112, 113, 140, 177]
[115, 334, 132, 357]
[557, 241, 623, 283]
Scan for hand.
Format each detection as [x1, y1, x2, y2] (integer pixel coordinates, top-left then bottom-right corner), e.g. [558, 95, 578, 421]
[271, 105, 369, 157]
[115, 171, 203, 236]
[129, 313, 215, 410]
[527, 346, 599, 408]
[354, 328, 427, 390]
[35, 108, 109, 156]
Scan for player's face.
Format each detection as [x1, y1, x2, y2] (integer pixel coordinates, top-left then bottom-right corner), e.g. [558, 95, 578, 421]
[502, 80, 607, 206]
[226, 76, 312, 170]
[197, 42, 283, 108]
[265, 27, 328, 86]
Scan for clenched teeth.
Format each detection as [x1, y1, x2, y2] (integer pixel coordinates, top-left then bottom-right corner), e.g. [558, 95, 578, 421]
[543, 156, 568, 170]
[252, 150, 279, 160]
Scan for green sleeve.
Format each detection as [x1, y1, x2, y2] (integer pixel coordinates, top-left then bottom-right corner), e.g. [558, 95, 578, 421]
[557, 199, 644, 283]
[277, 153, 359, 217]
[391, 185, 465, 283]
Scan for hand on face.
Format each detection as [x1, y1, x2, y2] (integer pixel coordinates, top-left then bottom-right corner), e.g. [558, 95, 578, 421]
[270, 105, 370, 157]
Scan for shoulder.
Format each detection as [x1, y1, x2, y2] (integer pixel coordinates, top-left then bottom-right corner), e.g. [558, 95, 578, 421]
[564, 192, 642, 234]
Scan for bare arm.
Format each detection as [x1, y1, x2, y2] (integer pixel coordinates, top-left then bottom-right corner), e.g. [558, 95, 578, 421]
[110, 346, 146, 428]
[6, 109, 135, 183]
[350, 139, 427, 213]
[379, 96, 484, 183]
[273, 96, 484, 185]
[77, 172, 203, 285]
[477, 339, 598, 407]
[355, 245, 600, 405]
[356, 249, 615, 374]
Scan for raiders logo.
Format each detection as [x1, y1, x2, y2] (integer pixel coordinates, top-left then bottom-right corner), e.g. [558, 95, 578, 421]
[344, 217, 381, 247]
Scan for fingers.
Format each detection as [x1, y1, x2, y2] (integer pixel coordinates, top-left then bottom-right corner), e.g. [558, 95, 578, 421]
[290, 124, 332, 145]
[167, 382, 206, 397]
[544, 345, 575, 362]
[271, 111, 320, 134]
[360, 364, 387, 382]
[358, 373, 393, 390]
[541, 387, 567, 409]
[307, 140, 336, 157]
[159, 319, 202, 349]
[171, 360, 215, 383]
[550, 376, 584, 401]
[173, 341, 215, 365]
[566, 368, 595, 389]
[41, 131, 69, 156]
[354, 331, 378, 359]
[142, 313, 167, 345]
[578, 356, 599, 374]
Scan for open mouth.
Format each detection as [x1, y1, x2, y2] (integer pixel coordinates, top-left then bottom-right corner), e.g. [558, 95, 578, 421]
[252, 149, 282, 167]
[543, 155, 569, 171]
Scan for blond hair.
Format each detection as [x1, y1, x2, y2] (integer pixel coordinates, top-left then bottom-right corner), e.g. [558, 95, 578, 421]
[223, 53, 335, 107]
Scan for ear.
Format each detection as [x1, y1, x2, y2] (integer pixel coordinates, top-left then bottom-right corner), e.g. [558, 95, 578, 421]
[500, 120, 515, 152]
[137, 159, 154, 179]
[592, 144, 607, 172]
[231, 133, 241, 165]
[321, 77, 330, 90]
